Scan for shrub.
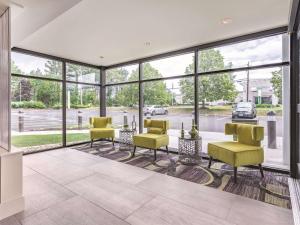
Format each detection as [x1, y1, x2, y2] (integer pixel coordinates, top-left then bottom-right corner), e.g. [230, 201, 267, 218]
[11, 101, 46, 109]
[256, 104, 273, 108]
[71, 104, 92, 109]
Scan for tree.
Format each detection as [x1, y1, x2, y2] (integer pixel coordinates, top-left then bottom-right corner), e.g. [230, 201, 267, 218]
[13, 78, 33, 101]
[107, 63, 172, 107]
[11, 61, 23, 74]
[180, 49, 237, 108]
[270, 69, 282, 104]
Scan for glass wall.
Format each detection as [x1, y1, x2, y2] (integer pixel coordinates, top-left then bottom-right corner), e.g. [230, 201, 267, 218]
[143, 78, 194, 149]
[66, 83, 100, 144]
[106, 83, 139, 138]
[11, 53, 100, 153]
[11, 76, 63, 152]
[106, 64, 138, 84]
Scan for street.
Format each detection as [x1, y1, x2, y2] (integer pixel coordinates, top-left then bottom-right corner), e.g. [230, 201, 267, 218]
[11, 108, 283, 136]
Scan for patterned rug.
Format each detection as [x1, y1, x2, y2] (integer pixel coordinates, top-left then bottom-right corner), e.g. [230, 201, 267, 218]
[73, 141, 291, 209]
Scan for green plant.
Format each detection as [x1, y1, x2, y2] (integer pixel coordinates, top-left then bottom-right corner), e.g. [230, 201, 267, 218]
[11, 101, 46, 109]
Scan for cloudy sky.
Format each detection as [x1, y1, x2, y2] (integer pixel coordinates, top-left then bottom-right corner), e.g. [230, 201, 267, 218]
[12, 34, 288, 92]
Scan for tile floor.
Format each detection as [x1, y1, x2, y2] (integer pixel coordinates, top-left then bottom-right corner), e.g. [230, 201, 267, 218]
[1, 148, 294, 225]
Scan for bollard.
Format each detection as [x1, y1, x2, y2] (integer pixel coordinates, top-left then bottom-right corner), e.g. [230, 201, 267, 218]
[18, 110, 24, 132]
[267, 111, 277, 149]
[78, 111, 82, 130]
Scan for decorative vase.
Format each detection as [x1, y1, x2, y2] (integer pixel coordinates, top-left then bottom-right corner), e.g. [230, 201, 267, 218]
[180, 122, 185, 138]
[189, 119, 199, 139]
[131, 115, 137, 131]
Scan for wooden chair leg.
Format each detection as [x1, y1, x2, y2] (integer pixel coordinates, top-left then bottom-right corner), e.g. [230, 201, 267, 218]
[234, 167, 237, 183]
[112, 138, 114, 146]
[258, 164, 264, 178]
[132, 146, 136, 158]
[91, 139, 93, 148]
[208, 157, 213, 168]
[166, 146, 169, 154]
[154, 149, 157, 161]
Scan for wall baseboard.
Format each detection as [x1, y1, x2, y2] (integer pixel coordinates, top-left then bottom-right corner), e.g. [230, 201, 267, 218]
[0, 196, 24, 220]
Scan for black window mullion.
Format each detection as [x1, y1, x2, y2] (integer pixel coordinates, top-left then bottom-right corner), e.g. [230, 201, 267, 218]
[62, 61, 67, 147]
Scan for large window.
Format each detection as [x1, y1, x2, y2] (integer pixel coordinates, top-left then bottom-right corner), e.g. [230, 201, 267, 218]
[106, 64, 138, 84]
[11, 77, 62, 152]
[106, 84, 139, 138]
[12, 52, 62, 79]
[66, 84, 100, 144]
[66, 64, 100, 84]
[198, 34, 289, 72]
[142, 53, 194, 79]
[143, 77, 194, 149]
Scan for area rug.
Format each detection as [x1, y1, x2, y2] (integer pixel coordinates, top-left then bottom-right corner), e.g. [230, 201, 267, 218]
[73, 141, 291, 209]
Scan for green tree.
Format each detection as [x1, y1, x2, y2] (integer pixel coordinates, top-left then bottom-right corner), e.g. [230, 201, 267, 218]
[13, 78, 33, 101]
[180, 49, 237, 108]
[270, 69, 282, 104]
[11, 61, 23, 74]
[109, 63, 172, 107]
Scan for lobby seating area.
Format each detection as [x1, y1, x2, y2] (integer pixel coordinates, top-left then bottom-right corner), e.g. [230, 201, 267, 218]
[0, 0, 300, 224]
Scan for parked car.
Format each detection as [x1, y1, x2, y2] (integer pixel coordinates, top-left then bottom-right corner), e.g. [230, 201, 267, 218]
[143, 105, 168, 116]
[232, 102, 257, 119]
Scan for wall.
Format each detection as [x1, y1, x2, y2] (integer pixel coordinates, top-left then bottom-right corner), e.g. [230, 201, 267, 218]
[0, 8, 10, 151]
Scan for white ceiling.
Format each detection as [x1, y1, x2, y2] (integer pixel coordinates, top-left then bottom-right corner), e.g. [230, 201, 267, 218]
[5, 0, 292, 66]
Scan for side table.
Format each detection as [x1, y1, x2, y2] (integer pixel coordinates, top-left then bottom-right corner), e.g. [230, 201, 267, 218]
[119, 129, 136, 150]
[178, 135, 202, 165]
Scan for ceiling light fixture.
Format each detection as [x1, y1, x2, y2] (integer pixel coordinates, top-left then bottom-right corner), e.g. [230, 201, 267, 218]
[99, 56, 104, 59]
[144, 42, 151, 46]
[221, 18, 232, 25]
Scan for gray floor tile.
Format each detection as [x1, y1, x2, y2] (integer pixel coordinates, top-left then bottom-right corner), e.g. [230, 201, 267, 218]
[126, 196, 236, 225]
[0, 216, 21, 225]
[89, 159, 155, 185]
[15, 173, 76, 220]
[227, 196, 293, 225]
[21, 196, 129, 225]
[66, 173, 155, 219]
[137, 173, 236, 219]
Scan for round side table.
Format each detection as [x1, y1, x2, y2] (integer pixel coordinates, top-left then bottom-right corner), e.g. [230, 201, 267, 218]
[119, 129, 136, 150]
[178, 135, 202, 165]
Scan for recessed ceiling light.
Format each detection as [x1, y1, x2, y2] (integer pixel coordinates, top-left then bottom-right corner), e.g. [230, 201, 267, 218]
[144, 42, 151, 46]
[99, 56, 104, 59]
[221, 18, 233, 25]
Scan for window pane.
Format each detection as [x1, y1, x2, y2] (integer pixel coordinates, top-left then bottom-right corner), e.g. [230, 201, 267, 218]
[66, 63, 100, 84]
[142, 53, 194, 79]
[143, 77, 194, 150]
[11, 77, 62, 152]
[198, 34, 289, 72]
[106, 64, 138, 84]
[198, 66, 289, 169]
[66, 84, 100, 144]
[11, 52, 62, 79]
[106, 84, 139, 138]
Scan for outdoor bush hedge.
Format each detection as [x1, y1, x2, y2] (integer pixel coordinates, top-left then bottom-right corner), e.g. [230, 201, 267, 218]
[11, 101, 46, 109]
[256, 104, 281, 108]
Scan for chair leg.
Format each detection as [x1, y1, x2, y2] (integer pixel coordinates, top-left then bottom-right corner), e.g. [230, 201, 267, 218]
[258, 164, 264, 178]
[166, 146, 169, 154]
[132, 146, 136, 158]
[234, 167, 237, 183]
[154, 149, 157, 161]
[91, 139, 93, 148]
[112, 138, 114, 146]
[208, 157, 213, 169]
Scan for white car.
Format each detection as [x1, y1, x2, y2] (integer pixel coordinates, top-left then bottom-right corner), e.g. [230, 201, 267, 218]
[143, 105, 168, 116]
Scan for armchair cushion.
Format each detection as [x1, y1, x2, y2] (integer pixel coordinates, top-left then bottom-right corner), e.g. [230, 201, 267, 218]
[133, 133, 169, 149]
[208, 141, 263, 167]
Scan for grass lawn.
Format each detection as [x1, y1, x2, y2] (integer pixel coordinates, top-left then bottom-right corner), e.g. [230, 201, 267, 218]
[12, 133, 90, 147]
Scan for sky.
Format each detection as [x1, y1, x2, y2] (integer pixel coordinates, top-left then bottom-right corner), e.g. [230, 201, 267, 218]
[12, 34, 288, 90]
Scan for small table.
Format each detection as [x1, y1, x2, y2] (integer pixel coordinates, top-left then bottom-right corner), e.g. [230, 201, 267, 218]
[119, 129, 136, 150]
[178, 135, 202, 165]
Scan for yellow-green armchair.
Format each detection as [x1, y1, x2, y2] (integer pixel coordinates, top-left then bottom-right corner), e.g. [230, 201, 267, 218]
[208, 123, 264, 183]
[89, 117, 115, 147]
[133, 119, 169, 160]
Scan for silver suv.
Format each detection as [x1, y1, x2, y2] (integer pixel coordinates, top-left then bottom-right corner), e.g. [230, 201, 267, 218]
[143, 105, 168, 116]
[232, 102, 257, 119]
